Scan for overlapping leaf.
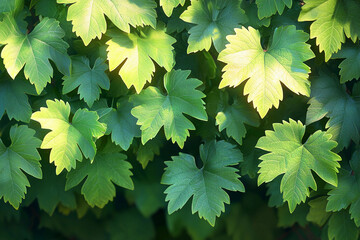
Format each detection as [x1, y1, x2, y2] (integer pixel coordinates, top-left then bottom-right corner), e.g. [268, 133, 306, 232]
[257, 119, 341, 212]
[31, 99, 106, 174]
[0, 125, 42, 209]
[106, 25, 176, 93]
[332, 45, 360, 83]
[162, 140, 244, 226]
[255, 0, 292, 19]
[180, 0, 247, 53]
[306, 71, 360, 150]
[160, 0, 185, 17]
[58, 0, 157, 45]
[0, 14, 70, 93]
[130, 69, 207, 148]
[218, 25, 314, 118]
[298, 0, 360, 61]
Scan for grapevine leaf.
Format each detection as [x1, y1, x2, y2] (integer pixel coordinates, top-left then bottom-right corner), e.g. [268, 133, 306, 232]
[328, 211, 360, 240]
[26, 162, 76, 215]
[57, 0, 157, 45]
[332, 45, 360, 83]
[0, 0, 23, 14]
[130, 69, 207, 148]
[0, 74, 35, 122]
[298, 0, 360, 61]
[255, 0, 292, 19]
[98, 97, 140, 151]
[162, 140, 244, 226]
[218, 25, 314, 118]
[180, 0, 247, 53]
[136, 137, 162, 169]
[256, 119, 341, 212]
[0, 125, 42, 209]
[306, 71, 360, 151]
[31, 99, 106, 174]
[160, 0, 185, 17]
[62, 57, 110, 107]
[306, 197, 331, 226]
[215, 93, 260, 145]
[66, 151, 133, 208]
[0, 14, 71, 94]
[106, 25, 176, 93]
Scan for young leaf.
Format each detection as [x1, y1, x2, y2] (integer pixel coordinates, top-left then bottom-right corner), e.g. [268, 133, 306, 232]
[255, 0, 292, 19]
[162, 140, 244, 226]
[0, 125, 42, 209]
[62, 57, 110, 107]
[58, 0, 157, 45]
[180, 0, 247, 53]
[31, 99, 106, 174]
[306, 71, 360, 151]
[130, 69, 207, 148]
[66, 151, 133, 208]
[0, 14, 70, 94]
[256, 119, 341, 212]
[218, 25, 314, 118]
[160, 0, 185, 17]
[106, 25, 176, 93]
[98, 97, 140, 151]
[298, 0, 360, 61]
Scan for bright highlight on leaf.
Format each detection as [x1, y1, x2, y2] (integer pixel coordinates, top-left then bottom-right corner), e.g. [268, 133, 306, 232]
[62, 56, 110, 107]
[0, 14, 70, 94]
[298, 0, 360, 61]
[162, 140, 244, 226]
[306, 71, 360, 151]
[160, 0, 185, 17]
[255, 0, 292, 19]
[130, 69, 207, 148]
[256, 119, 341, 212]
[66, 150, 134, 208]
[218, 25, 314, 118]
[0, 125, 42, 209]
[180, 0, 247, 53]
[57, 0, 157, 45]
[106, 25, 176, 93]
[31, 99, 106, 174]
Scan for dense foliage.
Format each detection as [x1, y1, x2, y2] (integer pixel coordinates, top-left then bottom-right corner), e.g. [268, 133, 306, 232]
[1, 0, 360, 239]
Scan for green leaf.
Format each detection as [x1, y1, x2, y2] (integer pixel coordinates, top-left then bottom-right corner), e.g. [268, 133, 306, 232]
[218, 25, 314, 118]
[215, 92, 260, 145]
[135, 137, 162, 169]
[0, 14, 70, 94]
[256, 119, 341, 212]
[161, 140, 244, 226]
[298, 0, 360, 61]
[306, 71, 360, 151]
[0, 0, 23, 14]
[0, 125, 42, 209]
[332, 45, 360, 83]
[328, 211, 359, 240]
[66, 151, 133, 208]
[106, 25, 176, 93]
[31, 99, 106, 174]
[307, 196, 331, 226]
[57, 0, 157, 45]
[98, 97, 140, 151]
[255, 0, 292, 19]
[160, 0, 185, 17]
[180, 0, 247, 53]
[130, 69, 207, 148]
[26, 162, 76, 215]
[62, 57, 110, 107]
[0, 74, 35, 122]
